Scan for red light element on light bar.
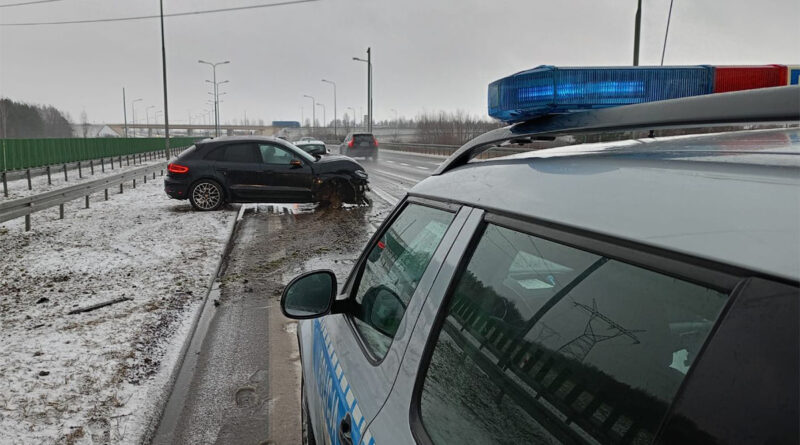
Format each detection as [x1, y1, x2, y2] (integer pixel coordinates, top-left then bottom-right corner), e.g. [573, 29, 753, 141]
[377, 241, 385, 249]
[373, 138, 379, 148]
[167, 163, 189, 173]
[714, 65, 788, 93]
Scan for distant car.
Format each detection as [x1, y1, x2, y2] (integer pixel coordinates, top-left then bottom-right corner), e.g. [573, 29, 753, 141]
[341, 132, 378, 161]
[164, 136, 368, 210]
[294, 140, 329, 157]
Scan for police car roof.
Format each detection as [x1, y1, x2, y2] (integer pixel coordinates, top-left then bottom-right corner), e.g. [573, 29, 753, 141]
[410, 127, 800, 283]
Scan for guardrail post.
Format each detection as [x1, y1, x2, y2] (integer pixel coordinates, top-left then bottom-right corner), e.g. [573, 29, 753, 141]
[118, 156, 122, 168]
[104, 189, 108, 201]
[2, 171, 7, 197]
[133, 179, 136, 189]
[160, 170, 164, 176]
[78, 162, 82, 179]
[126, 156, 130, 166]
[119, 183, 124, 194]
[101, 158, 105, 173]
[46, 166, 51, 185]
[85, 195, 90, 209]
[90, 160, 94, 175]
[152, 172, 156, 180]
[26, 169, 32, 190]
[143, 175, 147, 184]
[63, 164, 68, 182]
[25, 213, 31, 231]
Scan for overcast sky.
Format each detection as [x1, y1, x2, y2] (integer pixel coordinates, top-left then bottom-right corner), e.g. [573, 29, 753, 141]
[1, 0, 798, 125]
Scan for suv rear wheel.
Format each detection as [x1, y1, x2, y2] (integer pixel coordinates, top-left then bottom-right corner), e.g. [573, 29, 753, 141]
[189, 180, 224, 211]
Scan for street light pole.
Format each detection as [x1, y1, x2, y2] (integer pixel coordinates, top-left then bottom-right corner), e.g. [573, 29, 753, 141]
[633, 0, 642, 66]
[131, 98, 142, 138]
[199, 59, 230, 137]
[322, 79, 337, 139]
[159, 0, 170, 158]
[303, 94, 315, 136]
[122, 88, 128, 138]
[353, 47, 373, 133]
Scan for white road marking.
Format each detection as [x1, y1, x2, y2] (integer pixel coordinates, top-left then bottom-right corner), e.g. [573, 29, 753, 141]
[373, 169, 420, 184]
[370, 185, 399, 206]
[400, 162, 410, 166]
[385, 160, 395, 163]
[416, 166, 430, 170]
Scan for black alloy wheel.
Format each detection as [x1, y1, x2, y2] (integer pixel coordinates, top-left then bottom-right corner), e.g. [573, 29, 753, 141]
[189, 180, 224, 211]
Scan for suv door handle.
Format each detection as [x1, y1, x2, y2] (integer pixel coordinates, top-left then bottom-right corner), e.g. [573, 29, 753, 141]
[337, 413, 353, 445]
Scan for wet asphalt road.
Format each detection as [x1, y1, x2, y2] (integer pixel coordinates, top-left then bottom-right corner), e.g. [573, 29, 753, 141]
[151, 148, 440, 444]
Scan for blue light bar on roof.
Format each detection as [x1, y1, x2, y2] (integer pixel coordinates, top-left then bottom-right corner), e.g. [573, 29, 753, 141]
[488, 65, 715, 123]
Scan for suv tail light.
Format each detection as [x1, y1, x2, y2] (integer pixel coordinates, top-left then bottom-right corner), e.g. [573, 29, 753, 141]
[168, 163, 189, 174]
[348, 140, 354, 148]
[373, 137, 379, 148]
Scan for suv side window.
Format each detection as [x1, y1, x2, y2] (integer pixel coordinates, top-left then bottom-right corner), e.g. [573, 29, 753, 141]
[259, 144, 296, 165]
[220, 143, 260, 163]
[351, 204, 455, 359]
[418, 224, 730, 445]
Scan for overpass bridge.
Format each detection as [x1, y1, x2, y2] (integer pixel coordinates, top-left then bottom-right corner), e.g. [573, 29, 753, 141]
[106, 123, 279, 137]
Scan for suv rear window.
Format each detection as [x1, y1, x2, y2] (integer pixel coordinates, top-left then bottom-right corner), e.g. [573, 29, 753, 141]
[353, 134, 375, 144]
[418, 224, 730, 445]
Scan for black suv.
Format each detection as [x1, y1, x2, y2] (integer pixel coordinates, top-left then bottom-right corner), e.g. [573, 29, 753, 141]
[340, 132, 378, 160]
[164, 136, 369, 210]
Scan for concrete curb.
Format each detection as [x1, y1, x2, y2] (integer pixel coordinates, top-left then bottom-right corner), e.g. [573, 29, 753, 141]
[139, 204, 244, 445]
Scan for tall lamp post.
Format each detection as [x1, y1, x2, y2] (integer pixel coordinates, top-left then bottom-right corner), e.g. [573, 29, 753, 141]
[303, 94, 315, 136]
[131, 98, 143, 138]
[122, 88, 129, 138]
[159, 0, 170, 157]
[198, 59, 230, 137]
[352, 47, 372, 132]
[321, 79, 337, 139]
[633, 0, 642, 66]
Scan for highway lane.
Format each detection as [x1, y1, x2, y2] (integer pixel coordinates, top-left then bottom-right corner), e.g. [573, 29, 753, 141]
[327, 144, 445, 205]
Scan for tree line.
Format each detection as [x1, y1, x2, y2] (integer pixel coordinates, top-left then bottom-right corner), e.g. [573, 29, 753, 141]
[0, 98, 73, 138]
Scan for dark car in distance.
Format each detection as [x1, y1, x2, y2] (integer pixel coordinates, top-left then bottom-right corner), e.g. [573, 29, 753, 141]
[341, 132, 378, 160]
[294, 140, 330, 157]
[164, 136, 369, 210]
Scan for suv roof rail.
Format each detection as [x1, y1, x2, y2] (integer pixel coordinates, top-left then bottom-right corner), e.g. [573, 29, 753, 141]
[434, 85, 800, 175]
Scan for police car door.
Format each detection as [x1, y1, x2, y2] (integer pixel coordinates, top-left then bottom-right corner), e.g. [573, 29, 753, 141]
[307, 198, 470, 445]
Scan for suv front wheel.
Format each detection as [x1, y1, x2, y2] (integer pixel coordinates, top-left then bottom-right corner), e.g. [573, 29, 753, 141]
[189, 180, 225, 211]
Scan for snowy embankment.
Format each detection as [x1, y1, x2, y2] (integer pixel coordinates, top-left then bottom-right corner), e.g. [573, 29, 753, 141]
[0, 177, 235, 444]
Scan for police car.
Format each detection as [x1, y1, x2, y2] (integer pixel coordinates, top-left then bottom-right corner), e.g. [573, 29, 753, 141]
[281, 65, 800, 445]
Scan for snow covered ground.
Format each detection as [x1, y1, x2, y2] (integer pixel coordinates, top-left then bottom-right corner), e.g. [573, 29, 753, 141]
[2, 155, 164, 201]
[0, 177, 235, 444]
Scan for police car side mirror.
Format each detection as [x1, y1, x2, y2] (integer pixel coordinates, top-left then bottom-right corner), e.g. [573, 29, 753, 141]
[281, 270, 337, 319]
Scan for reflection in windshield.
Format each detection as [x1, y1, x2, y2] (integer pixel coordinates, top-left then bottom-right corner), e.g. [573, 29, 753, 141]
[420, 224, 729, 445]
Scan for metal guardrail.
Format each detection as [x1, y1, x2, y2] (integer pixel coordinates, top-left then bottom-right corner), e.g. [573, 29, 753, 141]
[0, 162, 166, 230]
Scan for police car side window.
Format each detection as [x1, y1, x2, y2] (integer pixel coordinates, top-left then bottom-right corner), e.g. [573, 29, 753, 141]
[418, 224, 729, 445]
[352, 204, 454, 359]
